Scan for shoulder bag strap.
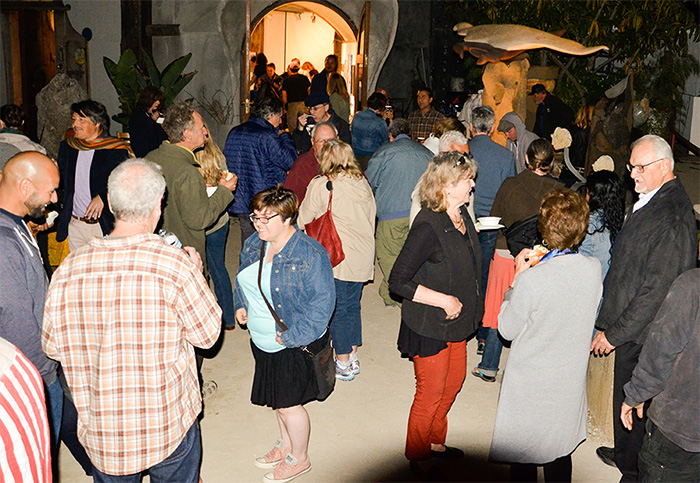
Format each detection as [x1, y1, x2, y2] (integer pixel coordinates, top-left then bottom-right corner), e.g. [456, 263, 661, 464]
[257, 242, 289, 332]
[325, 175, 333, 211]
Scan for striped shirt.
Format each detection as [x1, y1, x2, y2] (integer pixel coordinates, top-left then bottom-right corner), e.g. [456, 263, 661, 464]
[42, 233, 221, 475]
[0, 338, 51, 483]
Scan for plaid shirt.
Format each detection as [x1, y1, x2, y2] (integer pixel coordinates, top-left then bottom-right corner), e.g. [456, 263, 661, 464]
[42, 234, 221, 475]
[408, 108, 445, 142]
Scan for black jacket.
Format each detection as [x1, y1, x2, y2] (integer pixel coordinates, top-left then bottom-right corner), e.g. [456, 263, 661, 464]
[292, 111, 351, 154]
[534, 93, 574, 140]
[389, 207, 484, 341]
[128, 109, 168, 157]
[596, 178, 697, 346]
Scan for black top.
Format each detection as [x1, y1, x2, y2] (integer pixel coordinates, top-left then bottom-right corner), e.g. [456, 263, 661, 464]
[282, 74, 311, 103]
[292, 111, 351, 155]
[0, 208, 24, 226]
[128, 109, 168, 158]
[390, 207, 484, 355]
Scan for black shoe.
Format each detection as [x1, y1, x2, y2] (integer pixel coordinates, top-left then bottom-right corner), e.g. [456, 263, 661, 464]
[477, 339, 485, 355]
[430, 445, 464, 460]
[471, 367, 496, 383]
[596, 446, 616, 468]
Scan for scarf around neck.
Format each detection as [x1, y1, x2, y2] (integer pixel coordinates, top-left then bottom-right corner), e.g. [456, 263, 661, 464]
[66, 136, 134, 157]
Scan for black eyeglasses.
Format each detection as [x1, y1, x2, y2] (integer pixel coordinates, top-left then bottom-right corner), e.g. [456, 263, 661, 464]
[626, 158, 664, 173]
[249, 213, 279, 224]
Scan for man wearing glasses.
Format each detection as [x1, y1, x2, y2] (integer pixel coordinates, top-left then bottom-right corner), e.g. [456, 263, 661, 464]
[591, 134, 697, 481]
[293, 91, 351, 155]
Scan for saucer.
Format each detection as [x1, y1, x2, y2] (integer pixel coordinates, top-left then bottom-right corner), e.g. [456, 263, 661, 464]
[475, 223, 504, 230]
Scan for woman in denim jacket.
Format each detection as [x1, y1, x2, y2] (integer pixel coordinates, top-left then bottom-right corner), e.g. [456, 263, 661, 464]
[578, 170, 625, 281]
[234, 186, 335, 483]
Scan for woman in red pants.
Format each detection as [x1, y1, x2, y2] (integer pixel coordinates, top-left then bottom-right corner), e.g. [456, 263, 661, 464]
[389, 152, 484, 474]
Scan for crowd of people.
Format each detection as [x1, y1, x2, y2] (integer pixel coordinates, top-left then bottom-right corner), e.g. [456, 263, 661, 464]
[0, 57, 697, 483]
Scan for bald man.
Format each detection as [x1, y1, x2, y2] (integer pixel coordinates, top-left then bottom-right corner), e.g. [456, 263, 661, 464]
[0, 152, 64, 445]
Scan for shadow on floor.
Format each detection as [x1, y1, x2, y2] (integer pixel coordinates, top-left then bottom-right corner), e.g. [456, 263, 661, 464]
[357, 454, 511, 482]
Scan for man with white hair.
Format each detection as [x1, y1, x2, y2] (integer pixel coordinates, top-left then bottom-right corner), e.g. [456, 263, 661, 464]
[591, 135, 696, 481]
[366, 118, 433, 306]
[43, 159, 222, 481]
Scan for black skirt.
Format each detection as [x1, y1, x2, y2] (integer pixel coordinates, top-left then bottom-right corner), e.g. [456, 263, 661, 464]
[250, 332, 329, 409]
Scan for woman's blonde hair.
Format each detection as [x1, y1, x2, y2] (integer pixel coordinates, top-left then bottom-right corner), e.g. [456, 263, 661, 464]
[318, 138, 363, 180]
[419, 152, 477, 212]
[196, 121, 225, 186]
[327, 73, 349, 102]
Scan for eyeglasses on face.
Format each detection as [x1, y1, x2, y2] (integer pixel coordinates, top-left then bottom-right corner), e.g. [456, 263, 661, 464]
[249, 213, 279, 224]
[627, 158, 664, 173]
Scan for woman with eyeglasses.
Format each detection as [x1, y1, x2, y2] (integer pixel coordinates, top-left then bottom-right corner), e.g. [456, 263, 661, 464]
[489, 188, 603, 482]
[234, 185, 335, 483]
[298, 139, 375, 382]
[388, 151, 484, 473]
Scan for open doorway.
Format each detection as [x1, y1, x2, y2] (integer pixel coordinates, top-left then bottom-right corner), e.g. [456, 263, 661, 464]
[246, 1, 360, 118]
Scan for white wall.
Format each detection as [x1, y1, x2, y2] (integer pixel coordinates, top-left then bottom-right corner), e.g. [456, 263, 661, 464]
[262, 11, 335, 77]
[65, 0, 121, 131]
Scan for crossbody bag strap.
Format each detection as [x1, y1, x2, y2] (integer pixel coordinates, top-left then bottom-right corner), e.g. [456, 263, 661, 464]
[325, 175, 333, 211]
[257, 242, 289, 332]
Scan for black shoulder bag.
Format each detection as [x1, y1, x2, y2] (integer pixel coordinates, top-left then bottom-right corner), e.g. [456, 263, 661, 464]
[504, 213, 542, 257]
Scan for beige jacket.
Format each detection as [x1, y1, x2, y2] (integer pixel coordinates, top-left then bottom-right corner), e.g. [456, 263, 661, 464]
[298, 174, 376, 282]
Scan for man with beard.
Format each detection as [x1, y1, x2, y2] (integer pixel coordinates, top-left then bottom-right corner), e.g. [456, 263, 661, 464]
[0, 152, 63, 446]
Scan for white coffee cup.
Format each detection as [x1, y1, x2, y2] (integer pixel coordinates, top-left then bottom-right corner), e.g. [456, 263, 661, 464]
[477, 216, 501, 226]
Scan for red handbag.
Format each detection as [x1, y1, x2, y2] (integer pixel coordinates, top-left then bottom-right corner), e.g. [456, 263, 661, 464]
[304, 176, 345, 267]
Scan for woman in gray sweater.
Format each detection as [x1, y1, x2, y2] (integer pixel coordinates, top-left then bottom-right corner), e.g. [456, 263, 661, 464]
[489, 188, 603, 482]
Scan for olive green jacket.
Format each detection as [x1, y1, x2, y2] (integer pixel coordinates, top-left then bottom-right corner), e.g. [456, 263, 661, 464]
[147, 142, 233, 268]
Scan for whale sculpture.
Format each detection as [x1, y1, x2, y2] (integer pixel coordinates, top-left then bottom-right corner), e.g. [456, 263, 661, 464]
[453, 23, 608, 64]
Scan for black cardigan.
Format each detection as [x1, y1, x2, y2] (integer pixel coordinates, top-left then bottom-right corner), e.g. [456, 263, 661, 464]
[389, 207, 484, 342]
[596, 178, 697, 346]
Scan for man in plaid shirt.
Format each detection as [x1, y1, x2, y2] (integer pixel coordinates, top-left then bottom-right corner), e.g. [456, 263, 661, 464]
[43, 159, 221, 481]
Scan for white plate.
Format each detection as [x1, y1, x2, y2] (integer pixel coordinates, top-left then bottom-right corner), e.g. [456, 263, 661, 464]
[475, 223, 505, 230]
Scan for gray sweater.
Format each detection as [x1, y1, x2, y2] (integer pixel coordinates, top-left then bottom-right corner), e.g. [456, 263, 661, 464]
[624, 269, 700, 452]
[490, 254, 602, 464]
[0, 210, 58, 384]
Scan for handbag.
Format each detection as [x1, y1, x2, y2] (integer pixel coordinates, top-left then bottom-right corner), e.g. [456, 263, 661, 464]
[256, 243, 335, 401]
[304, 176, 345, 267]
[504, 213, 542, 257]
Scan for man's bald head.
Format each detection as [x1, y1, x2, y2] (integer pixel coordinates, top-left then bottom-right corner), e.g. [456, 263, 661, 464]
[0, 152, 59, 217]
[311, 122, 338, 157]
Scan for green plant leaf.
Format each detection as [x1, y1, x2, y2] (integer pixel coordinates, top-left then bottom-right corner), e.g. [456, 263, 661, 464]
[116, 49, 138, 75]
[164, 71, 197, 106]
[161, 53, 192, 90]
[141, 48, 161, 86]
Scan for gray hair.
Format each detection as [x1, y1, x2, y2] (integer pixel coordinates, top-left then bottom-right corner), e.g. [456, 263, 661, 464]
[108, 159, 166, 222]
[471, 106, 495, 134]
[631, 134, 674, 171]
[162, 102, 195, 143]
[311, 121, 338, 138]
[439, 130, 469, 152]
[389, 118, 410, 138]
[253, 97, 284, 121]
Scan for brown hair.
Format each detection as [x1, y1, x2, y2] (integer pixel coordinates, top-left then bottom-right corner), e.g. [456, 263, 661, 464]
[538, 188, 590, 251]
[419, 152, 477, 212]
[249, 185, 299, 226]
[136, 86, 165, 112]
[318, 139, 363, 181]
[327, 73, 349, 102]
[432, 117, 466, 137]
[526, 138, 554, 173]
[162, 102, 195, 143]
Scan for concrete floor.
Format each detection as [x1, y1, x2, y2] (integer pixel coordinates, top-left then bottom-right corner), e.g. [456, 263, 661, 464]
[58, 152, 700, 482]
[58, 215, 625, 482]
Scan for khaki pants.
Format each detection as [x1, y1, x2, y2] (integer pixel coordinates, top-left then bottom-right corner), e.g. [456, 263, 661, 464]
[286, 101, 306, 131]
[68, 217, 102, 252]
[376, 217, 410, 305]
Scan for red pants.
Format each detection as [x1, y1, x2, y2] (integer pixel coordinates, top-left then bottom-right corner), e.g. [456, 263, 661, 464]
[405, 340, 467, 461]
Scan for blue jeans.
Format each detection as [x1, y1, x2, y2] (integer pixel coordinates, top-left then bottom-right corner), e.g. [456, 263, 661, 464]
[477, 328, 504, 377]
[330, 279, 363, 355]
[92, 422, 201, 482]
[45, 377, 64, 449]
[206, 224, 235, 328]
[476, 231, 498, 343]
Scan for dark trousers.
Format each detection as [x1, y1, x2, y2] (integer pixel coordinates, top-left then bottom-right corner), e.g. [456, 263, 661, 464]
[476, 231, 497, 342]
[510, 454, 572, 482]
[638, 420, 700, 482]
[205, 223, 235, 328]
[237, 213, 256, 247]
[614, 342, 647, 481]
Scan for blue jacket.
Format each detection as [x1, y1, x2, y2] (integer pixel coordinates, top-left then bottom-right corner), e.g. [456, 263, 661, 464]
[366, 135, 433, 220]
[234, 228, 336, 347]
[224, 116, 297, 214]
[351, 109, 389, 157]
[469, 134, 516, 218]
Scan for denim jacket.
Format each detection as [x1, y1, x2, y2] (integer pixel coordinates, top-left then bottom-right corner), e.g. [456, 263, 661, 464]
[578, 210, 612, 281]
[234, 227, 336, 348]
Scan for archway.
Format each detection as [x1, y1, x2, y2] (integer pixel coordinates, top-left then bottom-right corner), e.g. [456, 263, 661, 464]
[244, 1, 361, 118]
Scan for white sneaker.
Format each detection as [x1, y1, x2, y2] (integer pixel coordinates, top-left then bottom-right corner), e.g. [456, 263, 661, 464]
[334, 359, 355, 381]
[350, 359, 360, 375]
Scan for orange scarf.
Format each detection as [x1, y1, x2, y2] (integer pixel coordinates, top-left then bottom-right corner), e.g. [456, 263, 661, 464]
[66, 136, 134, 157]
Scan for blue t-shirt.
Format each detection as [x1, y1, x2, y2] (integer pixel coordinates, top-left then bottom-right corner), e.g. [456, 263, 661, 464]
[236, 258, 285, 353]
